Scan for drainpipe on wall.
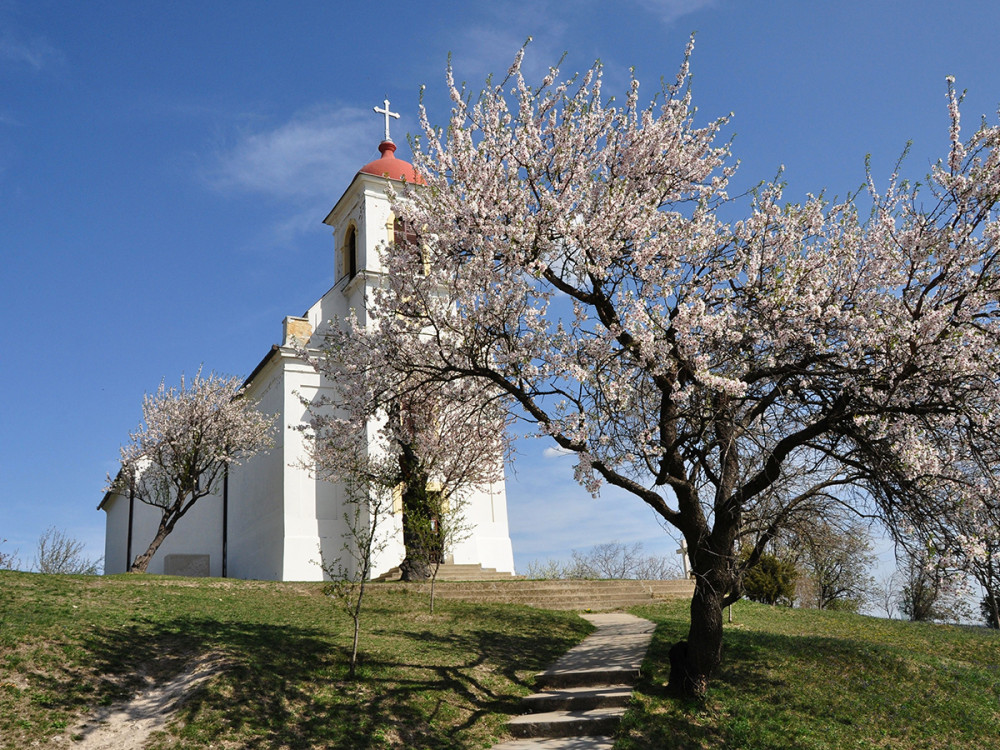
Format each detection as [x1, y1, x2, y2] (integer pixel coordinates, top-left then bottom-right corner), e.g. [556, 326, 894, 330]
[126, 475, 135, 573]
[222, 466, 229, 578]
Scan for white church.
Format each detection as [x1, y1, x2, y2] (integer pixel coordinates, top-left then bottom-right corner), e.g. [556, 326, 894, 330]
[100, 105, 516, 581]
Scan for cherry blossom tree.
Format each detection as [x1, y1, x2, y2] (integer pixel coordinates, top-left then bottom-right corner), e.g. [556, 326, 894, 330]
[357, 42, 1000, 697]
[108, 371, 275, 573]
[930, 489, 1000, 627]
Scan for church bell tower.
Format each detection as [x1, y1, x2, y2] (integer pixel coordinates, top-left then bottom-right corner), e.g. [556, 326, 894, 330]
[321, 99, 423, 327]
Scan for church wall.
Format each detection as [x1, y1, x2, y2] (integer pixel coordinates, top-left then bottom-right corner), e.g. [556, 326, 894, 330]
[449, 478, 516, 574]
[279, 357, 333, 581]
[103, 151, 517, 583]
[101, 494, 130, 574]
[225, 356, 287, 581]
[102, 487, 225, 576]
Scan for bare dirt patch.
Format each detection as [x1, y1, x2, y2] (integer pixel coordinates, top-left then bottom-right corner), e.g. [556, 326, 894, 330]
[52, 652, 227, 750]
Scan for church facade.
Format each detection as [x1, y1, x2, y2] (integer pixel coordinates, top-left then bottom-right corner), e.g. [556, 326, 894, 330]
[100, 132, 516, 581]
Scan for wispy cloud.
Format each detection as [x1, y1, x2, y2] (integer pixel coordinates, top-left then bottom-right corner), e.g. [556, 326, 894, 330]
[443, 3, 569, 86]
[542, 445, 574, 458]
[632, 0, 719, 26]
[0, 28, 62, 71]
[205, 105, 379, 201]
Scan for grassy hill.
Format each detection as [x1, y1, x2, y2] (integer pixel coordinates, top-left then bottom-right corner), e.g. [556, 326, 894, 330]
[1, 571, 997, 749]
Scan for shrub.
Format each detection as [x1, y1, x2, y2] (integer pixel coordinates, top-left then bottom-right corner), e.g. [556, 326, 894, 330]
[981, 592, 1000, 629]
[742, 552, 797, 606]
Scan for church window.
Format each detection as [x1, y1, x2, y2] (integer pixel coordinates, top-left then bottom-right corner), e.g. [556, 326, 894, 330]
[346, 226, 358, 280]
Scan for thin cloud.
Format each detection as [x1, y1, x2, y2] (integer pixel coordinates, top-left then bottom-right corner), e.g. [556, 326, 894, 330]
[543, 445, 574, 458]
[0, 29, 62, 71]
[443, 3, 569, 86]
[633, 0, 718, 25]
[205, 105, 379, 201]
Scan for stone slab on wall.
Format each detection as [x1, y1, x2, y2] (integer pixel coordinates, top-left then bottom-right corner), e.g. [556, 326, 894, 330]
[164, 554, 211, 578]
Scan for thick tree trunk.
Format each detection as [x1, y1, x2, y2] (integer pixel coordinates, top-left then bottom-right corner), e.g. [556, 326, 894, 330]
[668, 525, 736, 699]
[399, 553, 430, 581]
[668, 572, 726, 699]
[398, 445, 434, 582]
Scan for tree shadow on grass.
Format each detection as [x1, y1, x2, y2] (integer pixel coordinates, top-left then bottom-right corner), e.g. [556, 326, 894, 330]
[620, 609, 1000, 750]
[32, 607, 589, 750]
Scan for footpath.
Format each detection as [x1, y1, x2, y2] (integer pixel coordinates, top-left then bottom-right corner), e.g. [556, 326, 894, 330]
[490, 612, 656, 750]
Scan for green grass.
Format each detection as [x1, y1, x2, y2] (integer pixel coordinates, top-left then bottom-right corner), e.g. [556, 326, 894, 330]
[2, 573, 998, 749]
[622, 599, 1000, 750]
[0, 571, 590, 749]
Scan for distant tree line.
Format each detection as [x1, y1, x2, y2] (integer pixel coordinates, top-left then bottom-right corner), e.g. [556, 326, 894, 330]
[526, 541, 681, 581]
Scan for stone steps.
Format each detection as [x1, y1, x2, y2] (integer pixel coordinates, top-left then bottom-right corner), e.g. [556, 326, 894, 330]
[507, 707, 626, 739]
[377, 577, 694, 611]
[491, 613, 655, 750]
[372, 563, 519, 582]
[521, 685, 633, 712]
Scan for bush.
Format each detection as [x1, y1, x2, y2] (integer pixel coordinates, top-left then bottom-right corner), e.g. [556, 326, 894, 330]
[742, 551, 797, 606]
[981, 592, 1000, 629]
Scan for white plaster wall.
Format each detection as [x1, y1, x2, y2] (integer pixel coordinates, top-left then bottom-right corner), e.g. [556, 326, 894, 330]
[226, 358, 286, 580]
[102, 487, 225, 576]
[280, 359, 327, 581]
[102, 494, 130, 575]
[449, 478, 515, 573]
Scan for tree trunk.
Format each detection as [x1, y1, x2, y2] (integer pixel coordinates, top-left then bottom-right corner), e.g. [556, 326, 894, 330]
[398, 441, 433, 581]
[668, 572, 726, 699]
[129, 513, 176, 573]
[399, 553, 430, 581]
[668, 530, 735, 699]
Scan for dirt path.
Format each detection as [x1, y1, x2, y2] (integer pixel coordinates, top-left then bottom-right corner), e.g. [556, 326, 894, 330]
[52, 652, 227, 750]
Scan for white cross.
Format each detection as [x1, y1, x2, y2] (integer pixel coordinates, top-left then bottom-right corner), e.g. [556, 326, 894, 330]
[374, 98, 400, 141]
[676, 537, 691, 579]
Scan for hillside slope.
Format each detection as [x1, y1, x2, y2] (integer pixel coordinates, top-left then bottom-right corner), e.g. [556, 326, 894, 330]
[1, 572, 997, 749]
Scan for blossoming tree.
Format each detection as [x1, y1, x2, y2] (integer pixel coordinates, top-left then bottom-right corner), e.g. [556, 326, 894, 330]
[301, 315, 508, 582]
[350, 41, 1000, 698]
[109, 371, 275, 573]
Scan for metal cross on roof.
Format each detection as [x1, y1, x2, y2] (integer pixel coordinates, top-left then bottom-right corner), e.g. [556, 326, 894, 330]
[373, 98, 400, 141]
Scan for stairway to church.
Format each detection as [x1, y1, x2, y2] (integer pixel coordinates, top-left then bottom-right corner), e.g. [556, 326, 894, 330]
[371, 562, 519, 582]
[490, 612, 656, 750]
[375, 576, 695, 611]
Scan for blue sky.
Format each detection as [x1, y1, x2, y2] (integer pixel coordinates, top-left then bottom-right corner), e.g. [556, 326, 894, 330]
[3, 1, 1000, 575]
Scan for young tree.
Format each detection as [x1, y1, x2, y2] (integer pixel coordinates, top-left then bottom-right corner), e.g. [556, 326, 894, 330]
[34, 527, 102, 575]
[0, 539, 18, 571]
[317, 467, 395, 678]
[108, 371, 275, 573]
[874, 572, 901, 620]
[363, 43, 1000, 697]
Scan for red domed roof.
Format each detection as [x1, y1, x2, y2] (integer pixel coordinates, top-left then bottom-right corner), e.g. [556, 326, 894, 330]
[359, 140, 424, 184]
